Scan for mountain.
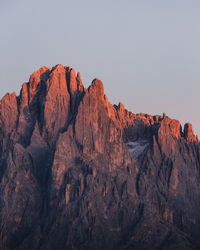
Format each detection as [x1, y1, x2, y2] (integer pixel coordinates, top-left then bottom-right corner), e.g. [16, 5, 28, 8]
[0, 64, 200, 250]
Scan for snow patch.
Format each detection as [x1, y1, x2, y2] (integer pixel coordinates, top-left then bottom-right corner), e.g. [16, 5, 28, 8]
[126, 140, 149, 158]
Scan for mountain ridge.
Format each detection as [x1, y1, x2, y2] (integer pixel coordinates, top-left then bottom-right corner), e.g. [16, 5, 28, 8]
[0, 64, 200, 249]
[1, 64, 198, 143]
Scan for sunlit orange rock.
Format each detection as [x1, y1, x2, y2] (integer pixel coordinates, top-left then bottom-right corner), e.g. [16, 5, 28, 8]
[184, 123, 198, 142]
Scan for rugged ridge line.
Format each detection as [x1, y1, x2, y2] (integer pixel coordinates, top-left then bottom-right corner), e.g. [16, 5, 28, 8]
[0, 64, 199, 250]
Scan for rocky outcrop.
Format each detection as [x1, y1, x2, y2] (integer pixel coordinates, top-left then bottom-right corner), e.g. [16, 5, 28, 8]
[0, 64, 200, 250]
[184, 123, 198, 142]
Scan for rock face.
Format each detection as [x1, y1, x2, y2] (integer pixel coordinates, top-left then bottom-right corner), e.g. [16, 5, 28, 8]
[0, 64, 200, 250]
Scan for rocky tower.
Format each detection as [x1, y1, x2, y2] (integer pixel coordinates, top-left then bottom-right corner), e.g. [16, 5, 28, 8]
[0, 64, 200, 250]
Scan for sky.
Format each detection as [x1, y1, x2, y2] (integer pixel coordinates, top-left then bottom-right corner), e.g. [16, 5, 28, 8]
[0, 0, 200, 136]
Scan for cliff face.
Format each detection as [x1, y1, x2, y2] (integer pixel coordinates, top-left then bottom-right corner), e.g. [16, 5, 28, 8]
[0, 64, 200, 250]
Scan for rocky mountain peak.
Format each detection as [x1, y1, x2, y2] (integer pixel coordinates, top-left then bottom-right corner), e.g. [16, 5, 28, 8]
[29, 66, 51, 89]
[89, 78, 104, 99]
[0, 65, 200, 250]
[184, 122, 198, 142]
[158, 116, 182, 139]
[117, 102, 125, 113]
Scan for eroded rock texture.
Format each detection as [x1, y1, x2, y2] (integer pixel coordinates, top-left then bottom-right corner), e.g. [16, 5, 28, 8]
[0, 64, 200, 250]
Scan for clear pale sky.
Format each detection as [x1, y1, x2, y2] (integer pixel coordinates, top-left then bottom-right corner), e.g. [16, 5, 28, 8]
[0, 0, 200, 136]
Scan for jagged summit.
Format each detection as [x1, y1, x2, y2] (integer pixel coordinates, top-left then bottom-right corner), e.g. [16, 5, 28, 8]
[0, 65, 200, 250]
[1, 64, 198, 143]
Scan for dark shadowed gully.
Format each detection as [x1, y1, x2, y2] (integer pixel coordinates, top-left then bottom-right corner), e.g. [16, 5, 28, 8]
[0, 64, 200, 250]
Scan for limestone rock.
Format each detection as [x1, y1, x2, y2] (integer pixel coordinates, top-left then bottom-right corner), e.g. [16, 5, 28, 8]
[0, 65, 199, 250]
[184, 123, 197, 142]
